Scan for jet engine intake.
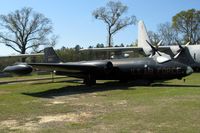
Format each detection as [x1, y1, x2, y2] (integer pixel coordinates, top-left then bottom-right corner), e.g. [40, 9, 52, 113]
[104, 61, 113, 74]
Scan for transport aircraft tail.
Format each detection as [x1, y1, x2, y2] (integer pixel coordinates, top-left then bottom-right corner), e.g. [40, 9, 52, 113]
[138, 20, 152, 55]
[44, 47, 61, 63]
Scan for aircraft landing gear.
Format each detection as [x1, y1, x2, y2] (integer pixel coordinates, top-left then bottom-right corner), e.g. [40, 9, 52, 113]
[83, 74, 96, 86]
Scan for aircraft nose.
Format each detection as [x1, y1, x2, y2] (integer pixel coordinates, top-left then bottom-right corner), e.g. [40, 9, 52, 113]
[186, 66, 193, 75]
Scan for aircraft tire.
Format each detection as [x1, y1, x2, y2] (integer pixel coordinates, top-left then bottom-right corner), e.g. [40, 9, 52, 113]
[84, 74, 96, 86]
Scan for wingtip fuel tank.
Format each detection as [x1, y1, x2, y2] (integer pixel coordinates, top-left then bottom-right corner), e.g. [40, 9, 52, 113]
[3, 64, 33, 75]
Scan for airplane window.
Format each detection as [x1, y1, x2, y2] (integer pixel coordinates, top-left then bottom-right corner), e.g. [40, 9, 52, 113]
[156, 56, 171, 64]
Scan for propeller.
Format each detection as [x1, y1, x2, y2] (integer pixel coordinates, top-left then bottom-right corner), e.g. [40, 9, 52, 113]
[146, 40, 163, 56]
[174, 42, 190, 59]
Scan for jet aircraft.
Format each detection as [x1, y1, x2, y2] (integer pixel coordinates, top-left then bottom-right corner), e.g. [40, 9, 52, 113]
[3, 47, 193, 86]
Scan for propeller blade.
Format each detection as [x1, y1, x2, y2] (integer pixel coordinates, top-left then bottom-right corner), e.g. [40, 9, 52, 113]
[157, 51, 162, 56]
[177, 41, 190, 54]
[174, 42, 190, 59]
[146, 40, 155, 50]
[173, 51, 181, 59]
[146, 40, 163, 56]
[157, 40, 163, 46]
[185, 42, 190, 47]
[177, 43, 183, 50]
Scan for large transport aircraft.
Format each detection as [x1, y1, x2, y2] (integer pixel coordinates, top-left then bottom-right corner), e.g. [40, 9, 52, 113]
[137, 21, 200, 71]
[81, 21, 200, 71]
[3, 47, 193, 86]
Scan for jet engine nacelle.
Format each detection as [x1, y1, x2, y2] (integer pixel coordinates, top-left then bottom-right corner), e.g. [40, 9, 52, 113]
[3, 64, 33, 75]
[104, 61, 113, 73]
[104, 61, 113, 69]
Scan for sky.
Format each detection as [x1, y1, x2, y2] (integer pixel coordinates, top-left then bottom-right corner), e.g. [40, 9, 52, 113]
[0, 0, 199, 55]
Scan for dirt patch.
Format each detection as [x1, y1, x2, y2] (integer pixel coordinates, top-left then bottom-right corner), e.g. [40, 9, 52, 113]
[10, 121, 38, 131]
[67, 97, 80, 100]
[0, 119, 38, 131]
[113, 100, 127, 106]
[38, 112, 92, 124]
[0, 112, 92, 131]
[133, 106, 151, 113]
[70, 103, 93, 107]
[45, 100, 66, 106]
[0, 120, 18, 128]
[51, 101, 65, 104]
[0, 91, 10, 95]
[157, 122, 174, 128]
[91, 92, 98, 97]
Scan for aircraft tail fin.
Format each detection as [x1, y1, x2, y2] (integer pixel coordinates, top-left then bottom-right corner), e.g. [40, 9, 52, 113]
[138, 20, 152, 55]
[44, 47, 61, 63]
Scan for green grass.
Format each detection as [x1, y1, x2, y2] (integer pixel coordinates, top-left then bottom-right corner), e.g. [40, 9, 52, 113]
[0, 74, 66, 82]
[0, 74, 200, 132]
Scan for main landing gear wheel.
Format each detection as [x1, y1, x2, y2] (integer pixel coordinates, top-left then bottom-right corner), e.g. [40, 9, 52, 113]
[83, 74, 96, 86]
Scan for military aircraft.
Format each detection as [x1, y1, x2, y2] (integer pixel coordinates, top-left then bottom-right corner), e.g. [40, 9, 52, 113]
[81, 20, 200, 71]
[3, 46, 193, 86]
[137, 21, 200, 71]
[0, 53, 44, 76]
[82, 20, 200, 60]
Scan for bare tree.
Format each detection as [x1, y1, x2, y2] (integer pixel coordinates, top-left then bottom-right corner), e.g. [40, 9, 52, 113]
[148, 31, 161, 45]
[32, 35, 58, 53]
[0, 7, 54, 54]
[92, 1, 137, 47]
[158, 22, 179, 45]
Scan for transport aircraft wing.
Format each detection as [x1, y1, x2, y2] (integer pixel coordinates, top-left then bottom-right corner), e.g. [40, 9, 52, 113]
[80, 47, 143, 59]
[80, 47, 143, 52]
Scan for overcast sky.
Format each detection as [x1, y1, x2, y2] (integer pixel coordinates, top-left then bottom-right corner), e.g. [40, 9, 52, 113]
[0, 0, 199, 55]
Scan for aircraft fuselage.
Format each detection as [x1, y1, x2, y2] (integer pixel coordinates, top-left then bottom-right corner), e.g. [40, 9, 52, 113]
[3, 47, 193, 86]
[54, 57, 192, 82]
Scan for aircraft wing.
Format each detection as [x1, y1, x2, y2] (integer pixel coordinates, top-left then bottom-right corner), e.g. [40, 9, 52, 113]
[80, 46, 176, 57]
[157, 46, 179, 57]
[29, 63, 95, 72]
[0, 53, 44, 59]
[80, 47, 143, 52]
[28, 61, 113, 73]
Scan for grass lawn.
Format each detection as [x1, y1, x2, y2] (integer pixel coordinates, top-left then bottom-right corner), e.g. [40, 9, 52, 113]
[0, 74, 200, 132]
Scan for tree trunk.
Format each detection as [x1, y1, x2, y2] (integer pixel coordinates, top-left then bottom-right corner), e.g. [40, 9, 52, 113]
[108, 27, 112, 47]
[108, 26, 112, 58]
[21, 45, 26, 62]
